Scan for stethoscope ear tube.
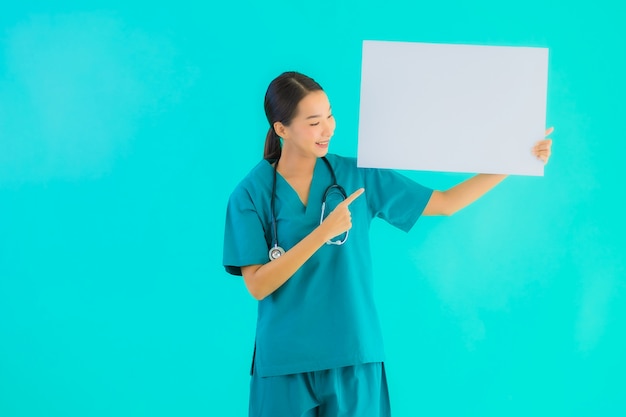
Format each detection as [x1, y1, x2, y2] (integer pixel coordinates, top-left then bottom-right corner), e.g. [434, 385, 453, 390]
[269, 159, 281, 261]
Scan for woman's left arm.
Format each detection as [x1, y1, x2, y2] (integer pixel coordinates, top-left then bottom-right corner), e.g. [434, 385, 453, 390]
[423, 127, 554, 216]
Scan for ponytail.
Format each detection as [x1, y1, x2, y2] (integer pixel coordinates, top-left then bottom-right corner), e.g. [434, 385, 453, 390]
[264, 127, 281, 161]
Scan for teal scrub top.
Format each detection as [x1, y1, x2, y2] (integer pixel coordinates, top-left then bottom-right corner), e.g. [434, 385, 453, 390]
[223, 154, 433, 377]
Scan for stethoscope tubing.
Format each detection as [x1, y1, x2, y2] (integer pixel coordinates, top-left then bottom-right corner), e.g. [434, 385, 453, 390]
[269, 156, 347, 261]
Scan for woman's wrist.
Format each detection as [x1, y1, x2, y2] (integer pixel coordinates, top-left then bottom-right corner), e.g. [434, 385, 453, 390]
[313, 223, 333, 245]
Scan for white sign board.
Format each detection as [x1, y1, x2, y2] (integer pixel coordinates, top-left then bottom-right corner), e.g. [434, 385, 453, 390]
[357, 40, 549, 176]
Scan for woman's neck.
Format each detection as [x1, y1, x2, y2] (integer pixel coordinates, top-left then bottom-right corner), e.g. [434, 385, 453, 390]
[277, 148, 318, 179]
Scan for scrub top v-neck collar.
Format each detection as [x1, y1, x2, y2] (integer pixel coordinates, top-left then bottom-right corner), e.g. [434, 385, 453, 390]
[269, 157, 325, 217]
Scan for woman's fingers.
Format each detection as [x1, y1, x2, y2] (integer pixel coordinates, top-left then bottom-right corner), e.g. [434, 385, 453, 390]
[531, 127, 554, 163]
[342, 188, 365, 207]
[533, 139, 552, 163]
[322, 188, 365, 239]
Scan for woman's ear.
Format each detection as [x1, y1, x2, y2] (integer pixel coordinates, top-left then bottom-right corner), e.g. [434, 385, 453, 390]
[274, 121, 288, 140]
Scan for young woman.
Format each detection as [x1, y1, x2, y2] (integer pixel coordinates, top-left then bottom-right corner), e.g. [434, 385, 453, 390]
[223, 71, 552, 417]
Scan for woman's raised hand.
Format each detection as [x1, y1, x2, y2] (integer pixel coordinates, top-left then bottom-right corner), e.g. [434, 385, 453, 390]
[533, 127, 554, 164]
[319, 188, 365, 241]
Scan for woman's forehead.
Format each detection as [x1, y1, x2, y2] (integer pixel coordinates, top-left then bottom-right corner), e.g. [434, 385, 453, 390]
[296, 91, 331, 116]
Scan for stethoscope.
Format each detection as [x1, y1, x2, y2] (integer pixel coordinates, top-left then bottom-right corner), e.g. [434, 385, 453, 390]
[269, 157, 348, 261]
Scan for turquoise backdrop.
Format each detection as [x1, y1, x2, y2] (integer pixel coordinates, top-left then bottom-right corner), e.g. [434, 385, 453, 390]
[1, 1, 624, 416]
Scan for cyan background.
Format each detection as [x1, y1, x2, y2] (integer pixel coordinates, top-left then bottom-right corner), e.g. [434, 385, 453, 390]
[1, 1, 624, 416]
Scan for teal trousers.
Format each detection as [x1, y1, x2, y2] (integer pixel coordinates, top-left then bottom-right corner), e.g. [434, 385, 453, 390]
[249, 362, 391, 417]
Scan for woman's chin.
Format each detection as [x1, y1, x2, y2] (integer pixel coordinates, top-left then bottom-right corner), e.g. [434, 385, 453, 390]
[314, 142, 330, 156]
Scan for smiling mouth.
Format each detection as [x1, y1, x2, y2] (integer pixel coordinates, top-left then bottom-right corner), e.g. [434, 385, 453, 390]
[316, 140, 330, 145]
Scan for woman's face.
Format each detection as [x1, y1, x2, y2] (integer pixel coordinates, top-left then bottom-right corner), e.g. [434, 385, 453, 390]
[277, 90, 336, 158]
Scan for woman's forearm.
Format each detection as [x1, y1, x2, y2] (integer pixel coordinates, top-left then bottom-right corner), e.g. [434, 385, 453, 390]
[242, 188, 362, 300]
[425, 173, 507, 216]
[241, 226, 330, 301]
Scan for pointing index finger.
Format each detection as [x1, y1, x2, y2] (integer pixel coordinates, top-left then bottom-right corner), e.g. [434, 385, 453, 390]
[343, 188, 365, 206]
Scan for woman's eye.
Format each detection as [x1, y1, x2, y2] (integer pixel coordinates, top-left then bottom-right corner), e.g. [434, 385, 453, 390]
[310, 115, 332, 126]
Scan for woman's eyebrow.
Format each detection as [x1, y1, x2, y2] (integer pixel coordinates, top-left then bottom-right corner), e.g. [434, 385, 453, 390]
[305, 107, 332, 119]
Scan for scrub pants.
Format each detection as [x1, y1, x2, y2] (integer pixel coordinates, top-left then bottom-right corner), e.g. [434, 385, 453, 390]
[249, 362, 391, 417]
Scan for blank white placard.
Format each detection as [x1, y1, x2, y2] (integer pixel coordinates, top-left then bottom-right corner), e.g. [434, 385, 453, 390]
[357, 40, 549, 176]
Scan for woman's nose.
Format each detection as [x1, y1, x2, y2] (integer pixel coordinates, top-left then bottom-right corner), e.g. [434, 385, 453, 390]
[322, 118, 335, 137]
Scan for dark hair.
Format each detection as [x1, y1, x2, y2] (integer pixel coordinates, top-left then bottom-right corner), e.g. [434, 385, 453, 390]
[263, 72, 324, 160]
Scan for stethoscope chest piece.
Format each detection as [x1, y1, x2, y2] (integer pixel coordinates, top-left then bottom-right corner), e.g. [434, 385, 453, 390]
[269, 245, 285, 261]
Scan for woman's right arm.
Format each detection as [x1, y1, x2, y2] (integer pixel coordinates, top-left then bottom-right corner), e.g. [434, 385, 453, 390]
[241, 188, 364, 300]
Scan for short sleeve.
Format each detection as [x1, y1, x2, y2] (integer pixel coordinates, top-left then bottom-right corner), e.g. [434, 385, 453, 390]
[363, 168, 433, 232]
[222, 186, 271, 276]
